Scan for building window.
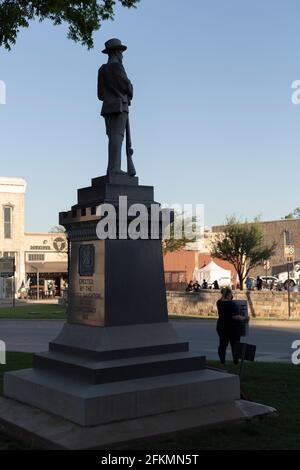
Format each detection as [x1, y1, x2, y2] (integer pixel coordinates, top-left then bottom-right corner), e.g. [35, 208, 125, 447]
[28, 254, 45, 262]
[165, 271, 187, 284]
[3, 252, 15, 258]
[3, 206, 12, 239]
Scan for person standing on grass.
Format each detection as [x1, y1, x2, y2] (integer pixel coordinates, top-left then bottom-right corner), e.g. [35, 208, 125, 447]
[256, 276, 263, 290]
[245, 276, 253, 290]
[216, 288, 248, 365]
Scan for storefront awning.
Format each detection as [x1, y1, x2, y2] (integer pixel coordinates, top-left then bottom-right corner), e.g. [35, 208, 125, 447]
[26, 262, 68, 274]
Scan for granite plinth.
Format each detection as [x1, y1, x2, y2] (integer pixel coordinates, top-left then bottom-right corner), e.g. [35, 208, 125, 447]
[33, 351, 206, 384]
[49, 322, 189, 359]
[34, 322, 204, 385]
[4, 368, 239, 426]
[74, 174, 155, 210]
[0, 395, 276, 450]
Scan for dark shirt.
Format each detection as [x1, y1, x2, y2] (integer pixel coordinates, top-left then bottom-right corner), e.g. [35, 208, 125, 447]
[216, 299, 239, 331]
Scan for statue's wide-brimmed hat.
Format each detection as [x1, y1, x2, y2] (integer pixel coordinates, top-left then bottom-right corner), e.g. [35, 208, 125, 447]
[102, 38, 127, 54]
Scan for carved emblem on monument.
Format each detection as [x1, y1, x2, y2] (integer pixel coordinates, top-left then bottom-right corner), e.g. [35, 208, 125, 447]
[79, 244, 95, 276]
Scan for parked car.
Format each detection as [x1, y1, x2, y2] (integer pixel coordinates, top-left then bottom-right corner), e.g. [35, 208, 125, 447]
[278, 271, 298, 288]
[260, 276, 279, 287]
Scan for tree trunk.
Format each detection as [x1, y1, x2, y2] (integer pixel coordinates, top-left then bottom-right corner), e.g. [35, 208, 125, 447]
[238, 272, 244, 290]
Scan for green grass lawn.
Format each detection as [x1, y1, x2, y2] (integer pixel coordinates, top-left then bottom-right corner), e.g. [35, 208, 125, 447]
[146, 361, 300, 450]
[0, 308, 296, 322]
[0, 353, 299, 449]
[0, 304, 66, 319]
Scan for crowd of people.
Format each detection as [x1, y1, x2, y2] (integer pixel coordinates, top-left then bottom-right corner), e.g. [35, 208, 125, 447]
[185, 279, 219, 292]
[186, 276, 299, 292]
[245, 276, 262, 290]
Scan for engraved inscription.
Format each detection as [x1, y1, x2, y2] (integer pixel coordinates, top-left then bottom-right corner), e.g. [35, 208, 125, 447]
[68, 240, 105, 326]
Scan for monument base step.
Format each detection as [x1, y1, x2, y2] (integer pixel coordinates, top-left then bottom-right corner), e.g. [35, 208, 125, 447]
[4, 368, 240, 426]
[34, 350, 206, 384]
[49, 322, 189, 360]
[0, 395, 276, 450]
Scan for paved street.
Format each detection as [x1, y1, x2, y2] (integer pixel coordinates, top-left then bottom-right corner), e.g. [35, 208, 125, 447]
[1, 318, 299, 362]
[0, 320, 63, 353]
[172, 319, 300, 363]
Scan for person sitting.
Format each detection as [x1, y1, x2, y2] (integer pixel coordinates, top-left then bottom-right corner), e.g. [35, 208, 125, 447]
[185, 280, 194, 292]
[213, 280, 220, 290]
[193, 281, 201, 292]
[202, 279, 208, 289]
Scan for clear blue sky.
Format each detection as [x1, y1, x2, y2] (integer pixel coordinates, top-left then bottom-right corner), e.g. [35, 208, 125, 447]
[1, 0, 299, 232]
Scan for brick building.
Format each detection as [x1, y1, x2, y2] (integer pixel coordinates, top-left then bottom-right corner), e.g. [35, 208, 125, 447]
[212, 218, 300, 277]
[164, 250, 236, 290]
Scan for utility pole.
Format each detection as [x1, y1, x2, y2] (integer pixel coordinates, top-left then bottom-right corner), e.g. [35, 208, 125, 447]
[13, 262, 16, 308]
[287, 258, 291, 319]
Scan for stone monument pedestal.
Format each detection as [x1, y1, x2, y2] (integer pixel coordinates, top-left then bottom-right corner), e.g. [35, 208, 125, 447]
[3, 175, 274, 447]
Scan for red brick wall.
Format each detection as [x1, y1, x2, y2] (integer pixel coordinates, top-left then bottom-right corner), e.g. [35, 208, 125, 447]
[163, 250, 236, 285]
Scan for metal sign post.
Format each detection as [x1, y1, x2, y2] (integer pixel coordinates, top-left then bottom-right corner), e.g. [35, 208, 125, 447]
[287, 259, 291, 319]
[239, 343, 247, 381]
[263, 260, 270, 288]
[13, 263, 16, 308]
[284, 244, 294, 319]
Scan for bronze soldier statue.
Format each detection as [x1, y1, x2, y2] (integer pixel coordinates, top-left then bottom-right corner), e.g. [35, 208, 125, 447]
[98, 38, 136, 177]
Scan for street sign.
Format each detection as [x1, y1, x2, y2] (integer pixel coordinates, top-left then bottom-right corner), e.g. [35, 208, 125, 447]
[263, 260, 270, 270]
[284, 245, 295, 257]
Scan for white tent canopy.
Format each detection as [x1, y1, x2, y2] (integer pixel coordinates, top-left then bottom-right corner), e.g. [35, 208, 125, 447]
[193, 261, 231, 286]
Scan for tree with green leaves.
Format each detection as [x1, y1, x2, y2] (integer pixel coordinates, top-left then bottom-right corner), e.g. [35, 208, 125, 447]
[211, 216, 276, 290]
[282, 208, 300, 220]
[0, 0, 140, 50]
